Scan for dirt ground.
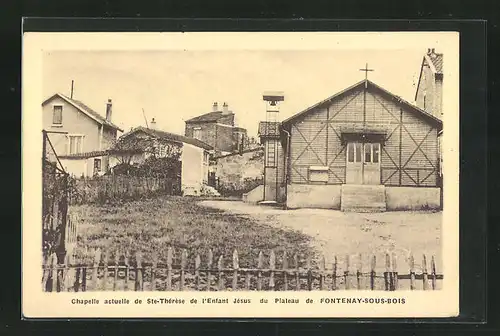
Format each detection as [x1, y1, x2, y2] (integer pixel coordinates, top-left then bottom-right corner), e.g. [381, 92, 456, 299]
[198, 201, 442, 275]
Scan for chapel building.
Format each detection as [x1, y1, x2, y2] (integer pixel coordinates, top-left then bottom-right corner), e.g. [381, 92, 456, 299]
[258, 78, 443, 211]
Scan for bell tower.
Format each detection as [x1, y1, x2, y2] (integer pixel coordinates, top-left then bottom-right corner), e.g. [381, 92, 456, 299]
[261, 91, 285, 203]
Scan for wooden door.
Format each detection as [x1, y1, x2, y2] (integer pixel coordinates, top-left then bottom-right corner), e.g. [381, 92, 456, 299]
[363, 143, 381, 185]
[346, 142, 363, 184]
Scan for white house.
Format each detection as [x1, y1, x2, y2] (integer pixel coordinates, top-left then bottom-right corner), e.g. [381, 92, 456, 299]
[42, 93, 124, 177]
[108, 125, 213, 196]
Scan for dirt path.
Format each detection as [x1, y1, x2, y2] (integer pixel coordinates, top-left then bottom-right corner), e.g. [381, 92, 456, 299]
[199, 200, 442, 273]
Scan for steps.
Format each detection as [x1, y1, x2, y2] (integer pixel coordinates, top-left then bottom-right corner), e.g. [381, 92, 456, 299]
[341, 184, 386, 212]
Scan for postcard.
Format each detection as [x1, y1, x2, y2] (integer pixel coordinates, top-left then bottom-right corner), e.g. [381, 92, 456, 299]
[22, 31, 459, 318]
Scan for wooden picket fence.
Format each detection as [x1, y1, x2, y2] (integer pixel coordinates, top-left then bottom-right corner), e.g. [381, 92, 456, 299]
[42, 248, 443, 292]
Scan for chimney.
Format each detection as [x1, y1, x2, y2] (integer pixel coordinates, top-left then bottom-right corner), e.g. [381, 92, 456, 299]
[150, 118, 157, 130]
[106, 99, 112, 121]
[222, 102, 229, 114]
[212, 102, 218, 112]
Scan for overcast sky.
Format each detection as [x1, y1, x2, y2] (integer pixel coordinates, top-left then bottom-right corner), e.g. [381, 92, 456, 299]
[43, 49, 427, 137]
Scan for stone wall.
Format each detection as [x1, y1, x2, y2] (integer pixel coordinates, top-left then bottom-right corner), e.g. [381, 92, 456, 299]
[185, 123, 217, 149]
[286, 184, 342, 209]
[385, 186, 441, 211]
[215, 124, 236, 152]
[213, 147, 264, 196]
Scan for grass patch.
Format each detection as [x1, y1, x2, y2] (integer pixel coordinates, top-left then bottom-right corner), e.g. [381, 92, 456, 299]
[70, 196, 315, 268]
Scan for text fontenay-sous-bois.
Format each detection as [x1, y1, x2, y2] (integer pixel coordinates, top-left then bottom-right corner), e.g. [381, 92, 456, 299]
[70, 297, 407, 306]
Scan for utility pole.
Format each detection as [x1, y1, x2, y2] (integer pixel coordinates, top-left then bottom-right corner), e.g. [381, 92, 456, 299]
[142, 108, 149, 128]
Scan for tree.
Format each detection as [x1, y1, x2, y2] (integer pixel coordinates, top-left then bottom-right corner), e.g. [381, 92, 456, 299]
[108, 132, 182, 177]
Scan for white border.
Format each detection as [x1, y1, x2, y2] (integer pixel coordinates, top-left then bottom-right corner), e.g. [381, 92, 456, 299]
[22, 32, 459, 318]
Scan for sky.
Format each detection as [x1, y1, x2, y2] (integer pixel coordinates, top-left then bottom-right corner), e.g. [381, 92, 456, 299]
[43, 49, 426, 137]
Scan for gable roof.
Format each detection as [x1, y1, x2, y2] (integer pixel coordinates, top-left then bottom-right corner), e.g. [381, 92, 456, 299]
[185, 111, 234, 123]
[119, 126, 213, 150]
[282, 79, 442, 130]
[414, 51, 444, 101]
[42, 93, 124, 132]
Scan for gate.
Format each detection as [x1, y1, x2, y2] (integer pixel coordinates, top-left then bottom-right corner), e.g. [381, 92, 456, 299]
[42, 130, 76, 266]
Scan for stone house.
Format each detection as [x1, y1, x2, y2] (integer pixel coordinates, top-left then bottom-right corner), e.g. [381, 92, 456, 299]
[185, 102, 248, 155]
[415, 48, 444, 180]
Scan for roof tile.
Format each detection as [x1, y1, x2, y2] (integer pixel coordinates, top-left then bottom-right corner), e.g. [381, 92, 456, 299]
[120, 126, 213, 150]
[258, 121, 281, 137]
[185, 111, 233, 123]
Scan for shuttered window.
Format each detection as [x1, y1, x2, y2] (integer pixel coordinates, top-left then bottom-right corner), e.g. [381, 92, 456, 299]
[193, 128, 202, 140]
[53, 105, 63, 125]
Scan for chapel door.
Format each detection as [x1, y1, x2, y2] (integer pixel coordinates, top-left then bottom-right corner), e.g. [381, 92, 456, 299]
[345, 141, 381, 185]
[346, 142, 363, 184]
[362, 142, 381, 185]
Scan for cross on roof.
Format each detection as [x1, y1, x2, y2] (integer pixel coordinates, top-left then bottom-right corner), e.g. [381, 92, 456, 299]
[359, 63, 374, 87]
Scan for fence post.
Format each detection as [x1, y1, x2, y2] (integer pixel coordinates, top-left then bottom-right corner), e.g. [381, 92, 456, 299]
[232, 249, 239, 291]
[370, 255, 376, 290]
[101, 251, 108, 291]
[431, 256, 437, 290]
[332, 255, 337, 290]
[74, 262, 81, 293]
[206, 249, 213, 291]
[282, 250, 288, 291]
[294, 254, 300, 291]
[135, 252, 143, 291]
[61, 252, 71, 292]
[124, 252, 130, 291]
[217, 255, 224, 291]
[306, 255, 312, 291]
[409, 253, 415, 290]
[344, 254, 350, 290]
[257, 251, 264, 291]
[357, 254, 363, 290]
[81, 257, 87, 292]
[92, 248, 101, 291]
[51, 253, 58, 292]
[113, 252, 119, 291]
[384, 253, 391, 291]
[392, 252, 398, 290]
[422, 254, 429, 290]
[195, 254, 202, 290]
[42, 257, 49, 291]
[165, 247, 173, 290]
[151, 252, 158, 291]
[180, 249, 187, 291]
[319, 255, 325, 290]
[269, 250, 276, 291]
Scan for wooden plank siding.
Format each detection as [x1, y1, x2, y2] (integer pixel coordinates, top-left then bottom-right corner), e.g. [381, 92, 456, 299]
[288, 85, 439, 187]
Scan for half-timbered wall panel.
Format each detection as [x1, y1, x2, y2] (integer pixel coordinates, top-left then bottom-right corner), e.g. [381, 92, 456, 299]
[326, 124, 346, 184]
[328, 91, 363, 123]
[366, 92, 401, 124]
